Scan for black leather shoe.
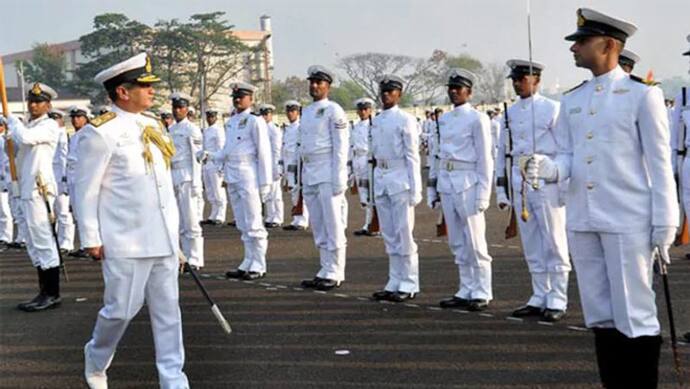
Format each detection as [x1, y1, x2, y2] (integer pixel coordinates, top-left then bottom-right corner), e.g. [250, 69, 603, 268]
[226, 269, 247, 279]
[25, 294, 61, 312]
[264, 222, 280, 229]
[242, 271, 265, 281]
[364, 230, 381, 237]
[7, 242, 26, 249]
[439, 296, 470, 309]
[683, 332, 690, 342]
[282, 225, 306, 231]
[467, 299, 489, 312]
[315, 278, 341, 291]
[372, 290, 393, 301]
[389, 292, 416, 302]
[68, 249, 89, 258]
[541, 309, 567, 322]
[353, 229, 368, 236]
[685, 253, 690, 260]
[17, 293, 44, 311]
[200, 220, 212, 225]
[210, 220, 223, 226]
[227, 220, 237, 227]
[512, 305, 544, 317]
[59, 248, 69, 255]
[301, 277, 323, 288]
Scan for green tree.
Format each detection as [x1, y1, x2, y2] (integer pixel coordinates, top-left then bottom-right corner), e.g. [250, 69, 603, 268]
[151, 12, 251, 110]
[72, 13, 154, 104]
[271, 76, 310, 111]
[18, 43, 67, 88]
[329, 80, 368, 110]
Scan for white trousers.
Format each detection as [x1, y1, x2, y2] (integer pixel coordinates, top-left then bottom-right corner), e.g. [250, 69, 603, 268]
[515, 184, 571, 310]
[289, 188, 309, 228]
[21, 194, 59, 269]
[0, 191, 12, 242]
[376, 191, 419, 293]
[568, 230, 659, 338]
[440, 190, 492, 301]
[227, 183, 268, 273]
[85, 255, 189, 389]
[9, 194, 26, 243]
[53, 193, 75, 251]
[264, 179, 284, 224]
[355, 175, 373, 230]
[174, 181, 204, 268]
[202, 164, 227, 222]
[304, 182, 347, 281]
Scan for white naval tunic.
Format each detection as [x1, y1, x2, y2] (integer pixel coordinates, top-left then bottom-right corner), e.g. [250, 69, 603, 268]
[213, 108, 272, 273]
[429, 103, 494, 301]
[169, 118, 204, 267]
[298, 98, 349, 281]
[371, 105, 422, 293]
[7, 114, 60, 269]
[52, 125, 75, 251]
[283, 119, 309, 228]
[0, 137, 13, 242]
[350, 118, 373, 229]
[553, 66, 678, 337]
[201, 123, 227, 222]
[264, 121, 284, 225]
[495, 93, 571, 310]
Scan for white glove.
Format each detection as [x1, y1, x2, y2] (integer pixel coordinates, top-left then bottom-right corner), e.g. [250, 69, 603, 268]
[409, 192, 422, 207]
[496, 192, 510, 211]
[652, 226, 676, 265]
[196, 150, 208, 163]
[259, 185, 271, 202]
[476, 199, 489, 213]
[525, 154, 558, 183]
[191, 185, 202, 198]
[426, 187, 439, 209]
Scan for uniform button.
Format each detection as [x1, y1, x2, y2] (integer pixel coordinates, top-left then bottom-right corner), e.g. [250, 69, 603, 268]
[586, 156, 593, 164]
[587, 183, 594, 190]
[595, 85, 603, 92]
[586, 132, 593, 139]
[589, 110, 596, 115]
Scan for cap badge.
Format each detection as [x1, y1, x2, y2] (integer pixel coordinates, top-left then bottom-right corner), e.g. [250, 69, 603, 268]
[145, 56, 152, 73]
[577, 10, 585, 27]
[31, 83, 42, 96]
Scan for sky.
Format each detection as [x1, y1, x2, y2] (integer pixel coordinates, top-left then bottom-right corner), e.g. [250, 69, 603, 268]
[2, 0, 689, 92]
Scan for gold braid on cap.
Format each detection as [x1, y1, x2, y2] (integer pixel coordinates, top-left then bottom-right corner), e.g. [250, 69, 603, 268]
[141, 124, 176, 172]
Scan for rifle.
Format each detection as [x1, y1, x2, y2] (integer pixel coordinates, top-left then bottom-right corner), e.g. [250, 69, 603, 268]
[433, 110, 447, 237]
[366, 116, 380, 234]
[502, 102, 518, 239]
[36, 173, 68, 281]
[0, 58, 18, 198]
[675, 87, 688, 246]
[291, 108, 304, 216]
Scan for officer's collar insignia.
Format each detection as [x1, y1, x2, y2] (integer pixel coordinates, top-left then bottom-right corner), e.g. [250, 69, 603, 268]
[316, 107, 326, 117]
[31, 83, 42, 96]
[239, 117, 248, 127]
[569, 107, 582, 115]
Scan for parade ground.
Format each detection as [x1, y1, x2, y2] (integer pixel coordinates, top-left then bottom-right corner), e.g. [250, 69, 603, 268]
[1, 190, 688, 388]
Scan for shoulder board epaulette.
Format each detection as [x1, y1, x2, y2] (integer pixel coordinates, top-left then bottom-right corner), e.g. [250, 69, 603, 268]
[563, 80, 587, 95]
[90, 111, 116, 127]
[629, 74, 659, 86]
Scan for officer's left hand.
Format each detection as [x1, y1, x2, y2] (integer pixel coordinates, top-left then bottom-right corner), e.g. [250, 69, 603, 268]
[192, 185, 202, 198]
[476, 199, 489, 213]
[652, 226, 676, 265]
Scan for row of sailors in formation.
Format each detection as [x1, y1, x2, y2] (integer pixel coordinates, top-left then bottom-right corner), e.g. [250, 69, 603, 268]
[3, 8, 687, 388]
[0, 59, 688, 318]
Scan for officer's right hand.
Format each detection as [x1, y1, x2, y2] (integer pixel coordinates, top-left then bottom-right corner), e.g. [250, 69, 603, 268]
[259, 185, 271, 202]
[86, 246, 104, 261]
[496, 192, 511, 211]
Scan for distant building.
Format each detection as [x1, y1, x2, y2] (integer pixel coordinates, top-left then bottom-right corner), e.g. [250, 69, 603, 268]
[1, 15, 275, 115]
